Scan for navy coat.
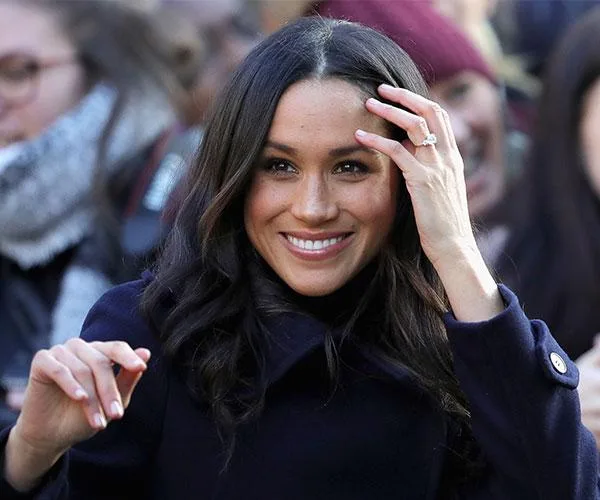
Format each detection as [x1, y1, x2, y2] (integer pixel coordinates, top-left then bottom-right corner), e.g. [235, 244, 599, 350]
[1, 279, 598, 499]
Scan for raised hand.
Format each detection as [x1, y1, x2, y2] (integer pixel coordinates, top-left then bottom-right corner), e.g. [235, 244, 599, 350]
[355, 84, 502, 321]
[355, 84, 474, 268]
[4, 339, 150, 492]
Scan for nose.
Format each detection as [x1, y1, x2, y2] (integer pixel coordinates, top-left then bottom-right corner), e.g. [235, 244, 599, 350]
[290, 174, 339, 225]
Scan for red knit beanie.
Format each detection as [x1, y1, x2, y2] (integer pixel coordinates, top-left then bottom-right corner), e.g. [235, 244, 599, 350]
[315, 0, 495, 86]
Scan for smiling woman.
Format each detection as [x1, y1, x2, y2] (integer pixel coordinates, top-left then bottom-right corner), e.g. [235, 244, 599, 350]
[0, 16, 598, 500]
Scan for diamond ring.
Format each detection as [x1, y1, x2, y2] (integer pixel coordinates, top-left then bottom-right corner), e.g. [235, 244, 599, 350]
[420, 133, 437, 147]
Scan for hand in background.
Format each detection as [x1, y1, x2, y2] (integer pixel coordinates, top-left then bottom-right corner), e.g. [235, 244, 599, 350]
[576, 338, 600, 448]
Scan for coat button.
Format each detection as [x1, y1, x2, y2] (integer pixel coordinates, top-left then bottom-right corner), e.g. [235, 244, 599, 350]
[550, 352, 567, 374]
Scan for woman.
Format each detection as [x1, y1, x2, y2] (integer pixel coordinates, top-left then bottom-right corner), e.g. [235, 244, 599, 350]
[1, 17, 596, 499]
[0, 1, 202, 423]
[492, 8, 600, 447]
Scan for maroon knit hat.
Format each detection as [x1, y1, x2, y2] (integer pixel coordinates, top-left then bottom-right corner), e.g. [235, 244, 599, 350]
[315, 0, 495, 86]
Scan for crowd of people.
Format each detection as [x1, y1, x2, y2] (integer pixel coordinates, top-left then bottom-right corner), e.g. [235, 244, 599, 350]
[1, 0, 600, 498]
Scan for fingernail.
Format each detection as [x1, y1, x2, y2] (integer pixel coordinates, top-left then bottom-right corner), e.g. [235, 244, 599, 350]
[379, 83, 395, 91]
[355, 129, 367, 137]
[367, 97, 381, 107]
[94, 413, 107, 429]
[111, 401, 123, 418]
[75, 388, 88, 400]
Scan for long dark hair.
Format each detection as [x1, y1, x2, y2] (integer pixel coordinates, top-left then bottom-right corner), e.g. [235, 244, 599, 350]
[494, 8, 600, 359]
[142, 16, 474, 468]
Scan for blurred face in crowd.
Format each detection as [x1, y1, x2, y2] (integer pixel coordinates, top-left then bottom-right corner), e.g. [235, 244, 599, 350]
[580, 78, 600, 197]
[430, 71, 505, 218]
[171, 0, 261, 123]
[245, 79, 398, 297]
[0, 3, 87, 148]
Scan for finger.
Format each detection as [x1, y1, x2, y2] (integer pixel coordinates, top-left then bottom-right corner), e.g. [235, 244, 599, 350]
[66, 338, 125, 423]
[116, 348, 151, 409]
[355, 129, 423, 178]
[90, 341, 149, 372]
[377, 85, 455, 149]
[52, 344, 111, 429]
[365, 98, 447, 153]
[30, 350, 90, 403]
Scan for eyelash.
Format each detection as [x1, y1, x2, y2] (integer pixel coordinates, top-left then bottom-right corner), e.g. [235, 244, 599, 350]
[261, 158, 370, 177]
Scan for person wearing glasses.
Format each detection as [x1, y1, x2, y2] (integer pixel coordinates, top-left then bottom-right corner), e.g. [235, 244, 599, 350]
[0, 0, 204, 427]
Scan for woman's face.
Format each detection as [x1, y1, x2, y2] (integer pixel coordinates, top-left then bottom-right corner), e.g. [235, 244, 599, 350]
[245, 78, 399, 297]
[0, 3, 87, 148]
[580, 78, 600, 197]
[430, 71, 505, 218]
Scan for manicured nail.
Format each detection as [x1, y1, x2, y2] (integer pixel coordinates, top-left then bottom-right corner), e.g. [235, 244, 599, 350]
[379, 83, 395, 91]
[355, 129, 367, 137]
[110, 401, 123, 418]
[74, 388, 88, 400]
[367, 97, 381, 107]
[94, 413, 107, 429]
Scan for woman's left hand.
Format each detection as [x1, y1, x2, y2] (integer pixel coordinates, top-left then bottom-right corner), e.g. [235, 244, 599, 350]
[355, 84, 503, 321]
[355, 84, 475, 269]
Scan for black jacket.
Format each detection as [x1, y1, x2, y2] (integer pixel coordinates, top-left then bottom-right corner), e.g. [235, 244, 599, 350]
[1, 278, 597, 499]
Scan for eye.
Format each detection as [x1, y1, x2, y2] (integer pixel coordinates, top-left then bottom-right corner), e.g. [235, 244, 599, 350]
[332, 161, 369, 176]
[262, 158, 297, 176]
[0, 57, 38, 83]
[445, 82, 472, 103]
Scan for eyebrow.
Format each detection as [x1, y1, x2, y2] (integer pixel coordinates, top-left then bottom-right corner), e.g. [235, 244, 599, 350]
[264, 140, 377, 158]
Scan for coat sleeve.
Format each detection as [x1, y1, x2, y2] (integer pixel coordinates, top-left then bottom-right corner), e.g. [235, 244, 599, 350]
[445, 284, 600, 499]
[0, 279, 168, 500]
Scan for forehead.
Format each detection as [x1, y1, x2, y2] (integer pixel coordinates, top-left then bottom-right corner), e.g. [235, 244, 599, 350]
[0, 3, 71, 56]
[268, 78, 388, 141]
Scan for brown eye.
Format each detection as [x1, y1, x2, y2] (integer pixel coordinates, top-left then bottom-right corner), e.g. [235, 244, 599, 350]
[263, 158, 297, 175]
[0, 55, 38, 83]
[333, 161, 369, 175]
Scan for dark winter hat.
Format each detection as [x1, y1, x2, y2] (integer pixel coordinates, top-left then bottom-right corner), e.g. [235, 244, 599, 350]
[316, 0, 496, 86]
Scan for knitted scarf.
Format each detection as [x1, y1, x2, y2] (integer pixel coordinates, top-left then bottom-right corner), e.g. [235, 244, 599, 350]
[0, 82, 175, 345]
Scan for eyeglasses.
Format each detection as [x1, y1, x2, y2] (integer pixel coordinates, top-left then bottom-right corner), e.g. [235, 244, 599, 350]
[0, 52, 78, 106]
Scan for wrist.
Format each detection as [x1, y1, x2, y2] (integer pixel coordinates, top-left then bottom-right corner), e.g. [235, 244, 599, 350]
[3, 427, 65, 493]
[433, 244, 503, 322]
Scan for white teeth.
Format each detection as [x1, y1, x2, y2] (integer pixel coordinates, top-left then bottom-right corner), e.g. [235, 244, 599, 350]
[285, 235, 346, 250]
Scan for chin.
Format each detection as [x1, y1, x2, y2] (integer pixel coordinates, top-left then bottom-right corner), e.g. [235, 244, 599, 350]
[287, 280, 344, 298]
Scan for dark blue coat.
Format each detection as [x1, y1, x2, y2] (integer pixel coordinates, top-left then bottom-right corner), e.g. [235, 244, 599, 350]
[1, 280, 598, 499]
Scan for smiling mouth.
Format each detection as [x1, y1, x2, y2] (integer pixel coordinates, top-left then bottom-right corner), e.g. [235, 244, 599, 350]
[282, 233, 352, 251]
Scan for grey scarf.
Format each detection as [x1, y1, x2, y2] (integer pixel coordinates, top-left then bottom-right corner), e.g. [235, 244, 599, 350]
[0, 82, 175, 345]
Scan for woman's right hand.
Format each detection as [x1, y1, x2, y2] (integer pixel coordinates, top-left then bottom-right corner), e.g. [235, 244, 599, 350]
[4, 338, 150, 492]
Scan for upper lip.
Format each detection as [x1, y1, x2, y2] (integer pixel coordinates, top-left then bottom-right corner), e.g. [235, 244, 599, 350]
[281, 231, 352, 240]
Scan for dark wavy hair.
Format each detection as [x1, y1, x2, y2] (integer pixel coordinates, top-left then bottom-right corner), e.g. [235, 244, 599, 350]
[142, 16, 476, 472]
[494, 7, 600, 359]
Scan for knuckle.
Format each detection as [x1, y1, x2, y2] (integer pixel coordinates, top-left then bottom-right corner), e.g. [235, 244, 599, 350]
[73, 364, 93, 379]
[33, 349, 50, 363]
[66, 337, 85, 349]
[49, 363, 69, 379]
[414, 117, 428, 131]
[92, 356, 113, 372]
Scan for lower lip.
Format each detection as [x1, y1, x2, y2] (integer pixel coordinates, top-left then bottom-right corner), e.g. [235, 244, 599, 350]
[280, 233, 353, 261]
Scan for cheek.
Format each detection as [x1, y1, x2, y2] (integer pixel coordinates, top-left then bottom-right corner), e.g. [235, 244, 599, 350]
[25, 68, 87, 137]
[351, 169, 398, 231]
[244, 178, 288, 236]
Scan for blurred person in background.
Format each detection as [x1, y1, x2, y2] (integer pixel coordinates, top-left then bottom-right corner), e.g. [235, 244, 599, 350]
[0, 0, 204, 426]
[159, 0, 262, 124]
[491, 7, 600, 447]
